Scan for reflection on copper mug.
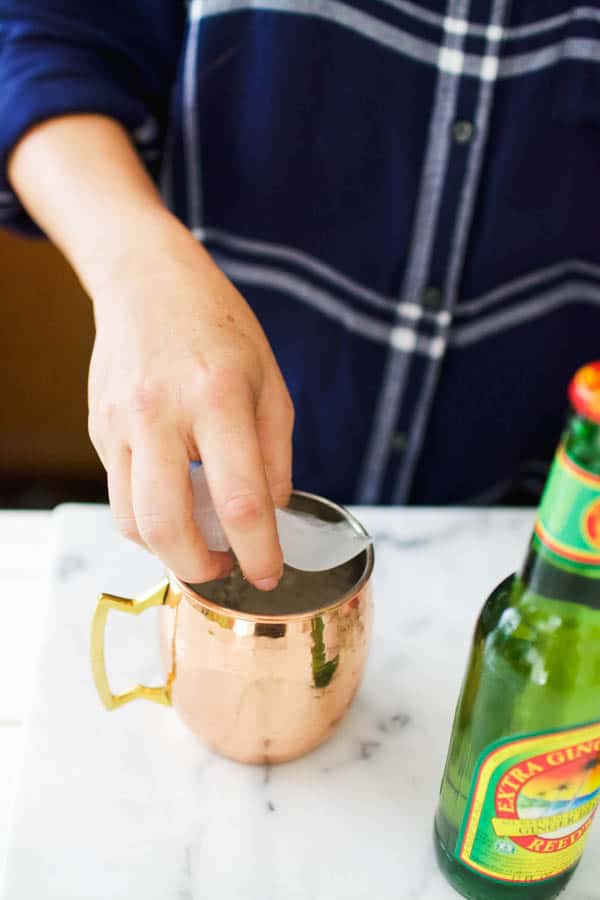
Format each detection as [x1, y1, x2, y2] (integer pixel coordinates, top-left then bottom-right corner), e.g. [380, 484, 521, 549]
[91, 492, 374, 764]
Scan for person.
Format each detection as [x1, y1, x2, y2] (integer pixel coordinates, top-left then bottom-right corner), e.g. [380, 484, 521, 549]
[1, 1, 599, 590]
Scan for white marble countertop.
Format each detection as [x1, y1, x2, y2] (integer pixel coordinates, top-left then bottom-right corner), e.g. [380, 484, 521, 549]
[1, 505, 598, 900]
[0, 511, 54, 882]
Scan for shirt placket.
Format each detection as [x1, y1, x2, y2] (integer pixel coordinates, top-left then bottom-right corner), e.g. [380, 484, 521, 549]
[357, 0, 511, 504]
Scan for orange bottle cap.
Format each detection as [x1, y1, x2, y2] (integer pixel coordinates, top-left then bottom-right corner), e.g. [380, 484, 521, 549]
[569, 362, 600, 424]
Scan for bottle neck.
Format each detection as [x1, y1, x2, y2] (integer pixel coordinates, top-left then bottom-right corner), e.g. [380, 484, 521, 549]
[520, 414, 600, 610]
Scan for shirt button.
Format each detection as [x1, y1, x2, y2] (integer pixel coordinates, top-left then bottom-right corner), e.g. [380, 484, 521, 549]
[390, 431, 407, 453]
[421, 285, 443, 310]
[452, 120, 474, 144]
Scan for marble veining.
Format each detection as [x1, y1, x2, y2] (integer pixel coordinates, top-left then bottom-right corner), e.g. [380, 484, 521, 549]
[2, 504, 598, 899]
[55, 551, 87, 580]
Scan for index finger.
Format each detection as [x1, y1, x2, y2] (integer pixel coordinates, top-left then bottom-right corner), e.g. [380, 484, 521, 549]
[194, 379, 283, 590]
[131, 430, 230, 583]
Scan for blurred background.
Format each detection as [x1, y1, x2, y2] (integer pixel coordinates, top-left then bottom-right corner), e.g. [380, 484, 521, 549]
[1, 228, 106, 508]
[1, 227, 550, 510]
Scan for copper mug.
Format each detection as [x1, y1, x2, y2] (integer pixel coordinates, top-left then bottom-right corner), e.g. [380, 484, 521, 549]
[91, 492, 374, 764]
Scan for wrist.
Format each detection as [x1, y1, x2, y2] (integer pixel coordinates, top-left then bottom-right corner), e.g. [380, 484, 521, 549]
[81, 202, 189, 301]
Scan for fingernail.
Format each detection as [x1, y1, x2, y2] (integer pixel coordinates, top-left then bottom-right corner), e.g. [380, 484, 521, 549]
[254, 576, 279, 591]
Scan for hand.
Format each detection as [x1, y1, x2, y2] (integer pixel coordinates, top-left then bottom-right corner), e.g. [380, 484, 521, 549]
[7, 115, 292, 586]
[88, 212, 294, 588]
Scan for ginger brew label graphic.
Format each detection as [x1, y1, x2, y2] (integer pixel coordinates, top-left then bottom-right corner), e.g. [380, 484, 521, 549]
[582, 498, 600, 551]
[534, 445, 600, 574]
[456, 722, 600, 883]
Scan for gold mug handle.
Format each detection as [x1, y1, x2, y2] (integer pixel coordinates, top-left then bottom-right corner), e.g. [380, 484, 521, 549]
[91, 577, 173, 710]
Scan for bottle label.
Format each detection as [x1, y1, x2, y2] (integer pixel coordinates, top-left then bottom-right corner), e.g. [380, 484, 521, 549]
[534, 445, 600, 573]
[456, 721, 600, 883]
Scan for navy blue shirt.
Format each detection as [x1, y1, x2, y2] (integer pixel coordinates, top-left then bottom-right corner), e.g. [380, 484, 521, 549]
[1, 1, 600, 504]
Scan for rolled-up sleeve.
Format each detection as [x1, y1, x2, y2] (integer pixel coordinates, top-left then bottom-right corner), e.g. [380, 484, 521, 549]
[0, 0, 185, 234]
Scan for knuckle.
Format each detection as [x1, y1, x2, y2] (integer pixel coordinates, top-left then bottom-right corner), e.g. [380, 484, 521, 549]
[136, 513, 180, 547]
[129, 382, 164, 422]
[88, 399, 117, 444]
[199, 367, 244, 411]
[219, 491, 264, 529]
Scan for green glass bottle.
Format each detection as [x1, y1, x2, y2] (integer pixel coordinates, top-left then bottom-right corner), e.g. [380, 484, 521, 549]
[434, 362, 600, 899]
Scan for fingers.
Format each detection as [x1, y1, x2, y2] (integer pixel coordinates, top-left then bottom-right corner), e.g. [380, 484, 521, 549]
[106, 447, 145, 547]
[194, 372, 283, 590]
[256, 381, 294, 508]
[130, 429, 227, 583]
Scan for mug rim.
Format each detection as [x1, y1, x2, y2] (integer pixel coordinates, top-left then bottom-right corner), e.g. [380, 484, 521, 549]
[172, 490, 374, 623]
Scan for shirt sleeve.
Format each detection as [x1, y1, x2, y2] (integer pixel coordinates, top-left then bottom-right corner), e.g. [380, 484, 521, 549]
[0, 0, 186, 235]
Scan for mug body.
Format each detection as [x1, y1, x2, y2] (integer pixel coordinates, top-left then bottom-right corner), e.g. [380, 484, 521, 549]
[160, 493, 373, 764]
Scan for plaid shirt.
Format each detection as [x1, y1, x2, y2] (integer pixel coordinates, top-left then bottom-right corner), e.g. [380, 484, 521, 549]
[1, 1, 600, 504]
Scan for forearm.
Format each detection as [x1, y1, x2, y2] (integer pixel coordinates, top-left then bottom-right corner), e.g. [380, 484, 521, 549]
[7, 113, 199, 299]
[8, 111, 292, 589]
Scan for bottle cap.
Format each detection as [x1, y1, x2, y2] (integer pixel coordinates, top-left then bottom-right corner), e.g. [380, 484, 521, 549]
[569, 362, 600, 423]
